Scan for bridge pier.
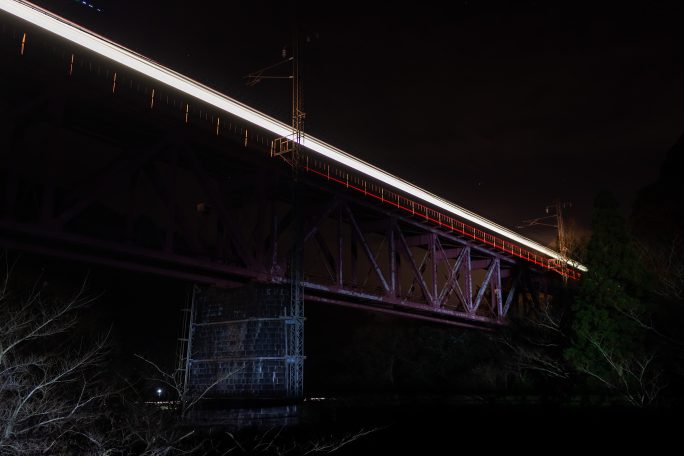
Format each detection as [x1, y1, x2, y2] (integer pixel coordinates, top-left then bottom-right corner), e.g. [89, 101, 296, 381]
[183, 283, 304, 426]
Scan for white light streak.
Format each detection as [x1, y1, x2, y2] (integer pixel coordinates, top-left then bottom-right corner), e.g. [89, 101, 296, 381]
[0, 0, 587, 272]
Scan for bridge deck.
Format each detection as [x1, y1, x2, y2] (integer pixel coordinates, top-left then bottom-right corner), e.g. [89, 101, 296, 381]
[1, 2, 573, 328]
[0, 0, 586, 280]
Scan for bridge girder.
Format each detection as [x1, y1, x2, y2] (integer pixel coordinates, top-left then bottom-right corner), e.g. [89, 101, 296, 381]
[0, 18, 550, 329]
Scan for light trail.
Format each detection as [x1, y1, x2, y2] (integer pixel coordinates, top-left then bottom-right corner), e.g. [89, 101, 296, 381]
[0, 0, 587, 273]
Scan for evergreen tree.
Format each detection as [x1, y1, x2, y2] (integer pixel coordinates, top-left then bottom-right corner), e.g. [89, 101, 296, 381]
[564, 192, 660, 405]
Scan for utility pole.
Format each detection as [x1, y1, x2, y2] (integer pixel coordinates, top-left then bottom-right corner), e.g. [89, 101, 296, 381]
[518, 200, 572, 282]
[245, 31, 305, 398]
[245, 33, 305, 170]
[291, 32, 304, 172]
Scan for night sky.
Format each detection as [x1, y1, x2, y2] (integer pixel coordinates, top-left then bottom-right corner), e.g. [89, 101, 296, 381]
[32, 0, 684, 243]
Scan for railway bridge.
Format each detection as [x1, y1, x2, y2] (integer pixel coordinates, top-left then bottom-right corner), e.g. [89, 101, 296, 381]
[0, 1, 585, 412]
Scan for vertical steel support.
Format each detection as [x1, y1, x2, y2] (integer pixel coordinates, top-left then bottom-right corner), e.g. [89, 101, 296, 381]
[286, 182, 304, 399]
[396, 224, 433, 306]
[345, 205, 390, 292]
[337, 206, 343, 286]
[464, 247, 473, 312]
[285, 287, 304, 399]
[181, 285, 198, 412]
[350, 220, 358, 286]
[388, 218, 397, 296]
[503, 271, 520, 317]
[491, 259, 502, 317]
[473, 259, 496, 313]
[437, 247, 466, 308]
[430, 233, 438, 306]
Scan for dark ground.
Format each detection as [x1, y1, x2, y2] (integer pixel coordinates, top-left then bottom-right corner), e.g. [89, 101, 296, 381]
[301, 400, 680, 453]
[6, 253, 680, 452]
[183, 397, 680, 453]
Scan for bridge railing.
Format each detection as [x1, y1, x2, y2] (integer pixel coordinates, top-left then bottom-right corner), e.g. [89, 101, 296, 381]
[296, 153, 581, 281]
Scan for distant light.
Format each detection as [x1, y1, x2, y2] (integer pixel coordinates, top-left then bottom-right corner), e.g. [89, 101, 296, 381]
[156, 387, 163, 397]
[0, 0, 586, 273]
[73, 0, 101, 12]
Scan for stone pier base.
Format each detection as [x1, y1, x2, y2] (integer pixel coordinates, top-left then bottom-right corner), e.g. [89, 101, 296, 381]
[183, 284, 304, 425]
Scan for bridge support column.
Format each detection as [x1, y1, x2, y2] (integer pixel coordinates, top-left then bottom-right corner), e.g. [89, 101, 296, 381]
[183, 283, 304, 426]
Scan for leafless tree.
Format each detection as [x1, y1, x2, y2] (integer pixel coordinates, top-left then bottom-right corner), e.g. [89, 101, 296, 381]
[225, 426, 384, 455]
[107, 355, 245, 455]
[572, 334, 664, 407]
[501, 300, 569, 382]
[134, 354, 244, 417]
[0, 258, 381, 454]
[637, 236, 684, 302]
[0, 265, 111, 455]
[502, 292, 666, 406]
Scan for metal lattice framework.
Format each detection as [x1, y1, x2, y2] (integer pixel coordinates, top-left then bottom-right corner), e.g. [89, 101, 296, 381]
[0, 0, 586, 280]
[0, 12, 573, 405]
[0, 8, 557, 331]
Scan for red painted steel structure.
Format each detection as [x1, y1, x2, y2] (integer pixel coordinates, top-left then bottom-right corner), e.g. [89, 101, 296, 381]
[302, 158, 580, 281]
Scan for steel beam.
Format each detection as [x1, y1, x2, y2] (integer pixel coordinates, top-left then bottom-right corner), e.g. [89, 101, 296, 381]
[503, 271, 520, 317]
[473, 259, 497, 313]
[395, 221, 433, 306]
[388, 218, 397, 296]
[186, 149, 257, 269]
[437, 247, 468, 309]
[345, 204, 390, 292]
[57, 141, 170, 226]
[337, 206, 343, 287]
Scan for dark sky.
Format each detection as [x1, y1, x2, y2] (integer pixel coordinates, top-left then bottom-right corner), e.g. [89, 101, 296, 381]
[31, 0, 684, 242]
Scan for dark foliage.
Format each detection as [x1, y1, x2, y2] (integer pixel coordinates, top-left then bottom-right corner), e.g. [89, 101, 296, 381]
[321, 318, 506, 394]
[563, 192, 662, 405]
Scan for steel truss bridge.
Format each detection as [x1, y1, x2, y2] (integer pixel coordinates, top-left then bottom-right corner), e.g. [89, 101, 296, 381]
[0, 1, 585, 333]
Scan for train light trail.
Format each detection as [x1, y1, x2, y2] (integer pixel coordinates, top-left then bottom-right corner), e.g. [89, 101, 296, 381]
[0, 0, 587, 273]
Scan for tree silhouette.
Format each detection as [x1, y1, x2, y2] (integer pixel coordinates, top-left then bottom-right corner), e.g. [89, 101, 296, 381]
[564, 192, 662, 405]
[0, 271, 110, 454]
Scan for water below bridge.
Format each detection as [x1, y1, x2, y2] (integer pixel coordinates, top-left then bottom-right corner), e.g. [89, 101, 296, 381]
[190, 394, 678, 453]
